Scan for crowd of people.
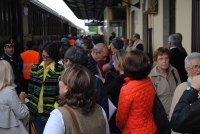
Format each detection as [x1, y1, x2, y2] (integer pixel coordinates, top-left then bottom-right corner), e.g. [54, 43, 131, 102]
[0, 32, 200, 134]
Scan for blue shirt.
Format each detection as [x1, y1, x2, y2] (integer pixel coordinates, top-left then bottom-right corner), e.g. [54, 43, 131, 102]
[108, 60, 114, 69]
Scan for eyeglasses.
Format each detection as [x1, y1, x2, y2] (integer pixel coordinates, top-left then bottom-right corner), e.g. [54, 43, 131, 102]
[157, 58, 169, 61]
[42, 55, 51, 60]
[190, 65, 200, 71]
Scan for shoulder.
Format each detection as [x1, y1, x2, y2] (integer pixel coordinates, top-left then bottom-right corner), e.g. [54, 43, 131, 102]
[55, 63, 64, 73]
[31, 50, 40, 55]
[56, 63, 64, 68]
[51, 109, 63, 119]
[116, 74, 126, 80]
[175, 82, 188, 92]
[121, 78, 153, 97]
[0, 53, 7, 60]
[149, 66, 158, 77]
[98, 105, 107, 119]
[0, 86, 16, 96]
[31, 63, 40, 69]
[132, 77, 152, 86]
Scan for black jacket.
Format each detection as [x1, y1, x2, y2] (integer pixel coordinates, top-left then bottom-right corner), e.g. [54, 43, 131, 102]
[105, 74, 125, 133]
[170, 48, 187, 82]
[171, 89, 200, 134]
[0, 53, 21, 84]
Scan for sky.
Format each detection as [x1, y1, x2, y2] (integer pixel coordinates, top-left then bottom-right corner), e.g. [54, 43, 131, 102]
[38, 0, 88, 30]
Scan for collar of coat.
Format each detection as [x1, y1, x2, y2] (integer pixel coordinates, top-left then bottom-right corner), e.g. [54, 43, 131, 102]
[150, 64, 175, 77]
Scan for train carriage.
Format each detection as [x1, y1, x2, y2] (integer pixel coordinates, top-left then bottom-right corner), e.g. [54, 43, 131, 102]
[0, 0, 85, 57]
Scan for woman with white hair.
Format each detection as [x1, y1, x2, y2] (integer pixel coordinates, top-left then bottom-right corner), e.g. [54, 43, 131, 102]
[169, 52, 200, 134]
[0, 60, 28, 134]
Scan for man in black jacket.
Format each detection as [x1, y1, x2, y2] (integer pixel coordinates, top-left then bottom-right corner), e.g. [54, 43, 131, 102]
[0, 38, 22, 94]
[168, 34, 187, 82]
[132, 33, 144, 51]
[171, 75, 200, 133]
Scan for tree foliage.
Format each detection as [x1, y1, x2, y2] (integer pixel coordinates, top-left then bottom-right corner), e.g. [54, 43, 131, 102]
[88, 26, 98, 34]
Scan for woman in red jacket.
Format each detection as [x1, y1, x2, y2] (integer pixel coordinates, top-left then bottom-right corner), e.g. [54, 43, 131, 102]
[116, 50, 157, 134]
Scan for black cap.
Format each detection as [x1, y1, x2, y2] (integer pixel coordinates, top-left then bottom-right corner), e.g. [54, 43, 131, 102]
[2, 38, 15, 47]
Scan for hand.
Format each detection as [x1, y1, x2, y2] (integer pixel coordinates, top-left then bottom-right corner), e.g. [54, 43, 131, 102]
[19, 92, 27, 104]
[191, 75, 200, 91]
[95, 75, 105, 83]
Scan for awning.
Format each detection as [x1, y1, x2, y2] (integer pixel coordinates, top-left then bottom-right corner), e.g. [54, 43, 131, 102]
[63, 0, 122, 20]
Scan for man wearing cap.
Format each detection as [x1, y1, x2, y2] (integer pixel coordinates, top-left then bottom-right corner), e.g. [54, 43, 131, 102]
[61, 36, 68, 45]
[0, 38, 21, 94]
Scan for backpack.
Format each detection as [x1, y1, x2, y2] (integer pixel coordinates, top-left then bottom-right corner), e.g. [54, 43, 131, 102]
[153, 94, 171, 134]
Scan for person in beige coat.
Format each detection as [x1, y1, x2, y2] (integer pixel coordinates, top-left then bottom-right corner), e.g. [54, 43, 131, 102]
[169, 52, 200, 134]
[0, 60, 28, 134]
[149, 47, 181, 115]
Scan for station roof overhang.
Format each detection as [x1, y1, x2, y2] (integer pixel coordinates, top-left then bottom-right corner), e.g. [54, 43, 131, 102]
[63, 0, 123, 21]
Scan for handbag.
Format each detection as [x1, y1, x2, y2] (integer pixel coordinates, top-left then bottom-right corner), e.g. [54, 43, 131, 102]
[63, 105, 82, 134]
[153, 94, 171, 134]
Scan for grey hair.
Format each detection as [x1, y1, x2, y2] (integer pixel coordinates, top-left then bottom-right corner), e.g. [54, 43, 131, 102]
[176, 33, 182, 43]
[168, 34, 180, 47]
[93, 43, 103, 52]
[185, 52, 200, 69]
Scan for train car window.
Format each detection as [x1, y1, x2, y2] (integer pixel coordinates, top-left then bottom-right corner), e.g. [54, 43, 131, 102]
[39, 13, 42, 35]
[2, 0, 7, 35]
[33, 12, 36, 34]
[36, 12, 39, 35]
[28, 6, 31, 34]
[43, 14, 46, 35]
[0, 0, 3, 35]
[7, 0, 11, 35]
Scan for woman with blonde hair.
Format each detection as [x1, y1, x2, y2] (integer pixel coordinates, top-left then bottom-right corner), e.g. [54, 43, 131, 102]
[0, 60, 28, 134]
[105, 49, 128, 134]
[43, 64, 109, 134]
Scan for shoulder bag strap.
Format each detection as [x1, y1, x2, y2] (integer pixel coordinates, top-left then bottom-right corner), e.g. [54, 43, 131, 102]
[171, 70, 178, 85]
[63, 105, 82, 134]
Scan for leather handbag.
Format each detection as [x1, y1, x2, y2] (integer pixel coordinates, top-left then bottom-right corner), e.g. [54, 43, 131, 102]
[63, 105, 82, 134]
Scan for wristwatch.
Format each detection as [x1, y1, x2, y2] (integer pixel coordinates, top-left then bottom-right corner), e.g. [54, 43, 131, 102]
[186, 86, 199, 93]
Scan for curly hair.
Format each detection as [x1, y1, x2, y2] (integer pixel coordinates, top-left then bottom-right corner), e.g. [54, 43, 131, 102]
[153, 47, 171, 62]
[59, 64, 98, 115]
[40, 42, 60, 63]
[123, 50, 151, 80]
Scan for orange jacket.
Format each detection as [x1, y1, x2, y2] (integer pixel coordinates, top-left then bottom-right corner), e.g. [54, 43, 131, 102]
[20, 50, 40, 79]
[116, 77, 157, 134]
